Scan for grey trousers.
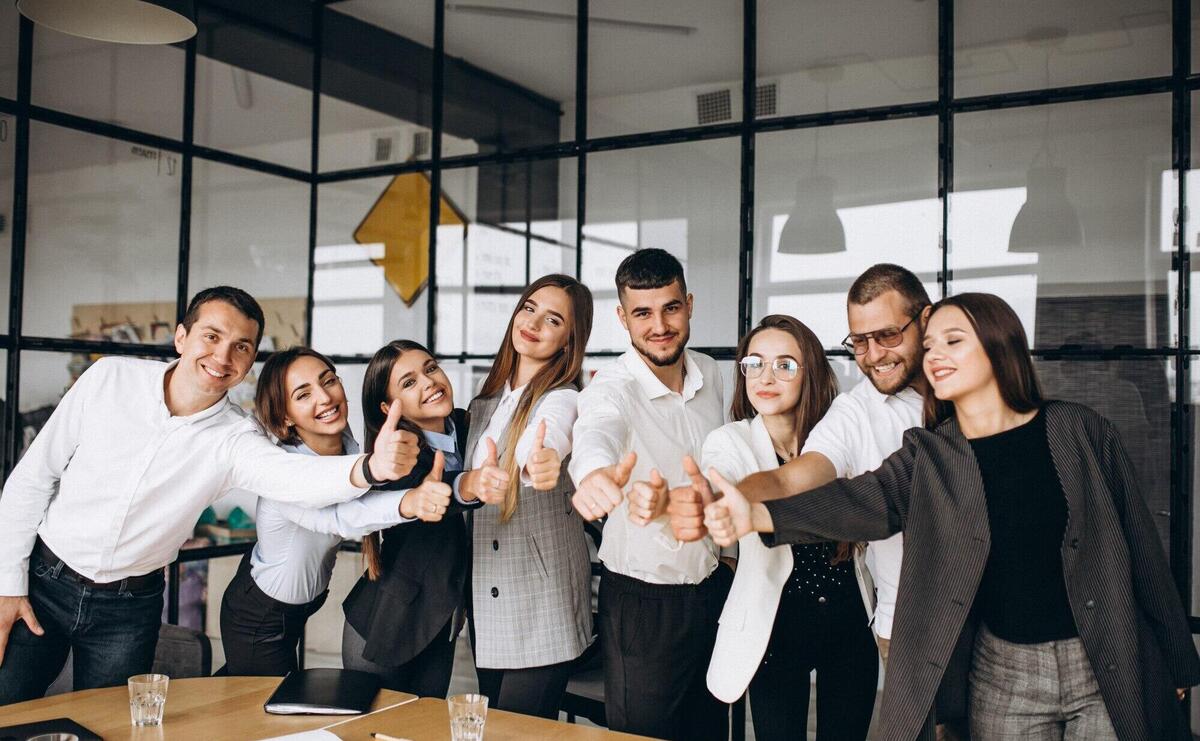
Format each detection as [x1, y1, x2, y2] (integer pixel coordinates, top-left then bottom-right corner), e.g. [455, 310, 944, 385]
[968, 624, 1118, 741]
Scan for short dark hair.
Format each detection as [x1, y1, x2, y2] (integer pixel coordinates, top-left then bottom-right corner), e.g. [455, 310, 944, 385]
[847, 264, 931, 318]
[255, 346, 337, 444]
[615, 248, 687, 297]
[181, 286, 265, 347]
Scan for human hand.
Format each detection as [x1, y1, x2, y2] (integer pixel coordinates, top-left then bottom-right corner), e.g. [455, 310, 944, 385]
[399, 450, 452, 522]
[0, 595, 42, 666]
[368, 399, 421, 481]
[627, 469, 668, 526]
[526, 420, 562, 491]
[704, 468, 753, 547]
[571, 452, 637, 521]
[667, 455, 714, 541]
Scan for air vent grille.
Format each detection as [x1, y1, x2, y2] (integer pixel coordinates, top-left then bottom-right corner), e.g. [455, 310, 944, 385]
[413, 130, 431, 158]
[696, 89, 732, 125]
[755, 82, 778, 117]
[371, 133, 395, 163]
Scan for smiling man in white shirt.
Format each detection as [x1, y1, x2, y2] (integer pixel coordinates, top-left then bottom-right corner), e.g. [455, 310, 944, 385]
[0, 286, 420, 703]
[569, 248, 731, 741]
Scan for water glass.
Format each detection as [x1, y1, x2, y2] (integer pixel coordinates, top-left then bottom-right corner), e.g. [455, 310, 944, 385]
[447, 693, 488, 741]
[128, 673, 169, 726]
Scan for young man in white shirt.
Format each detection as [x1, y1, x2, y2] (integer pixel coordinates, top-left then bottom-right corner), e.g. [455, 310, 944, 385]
[569, 248, 731, 741]
[670, 263, 932, 664]
[0, 286, 420, 702]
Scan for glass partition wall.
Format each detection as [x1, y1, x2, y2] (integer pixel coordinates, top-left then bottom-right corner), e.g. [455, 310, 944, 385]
[3, 0, 1200, 694]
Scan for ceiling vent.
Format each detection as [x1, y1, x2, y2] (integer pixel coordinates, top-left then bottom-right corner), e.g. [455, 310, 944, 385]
[755, 82, 778, 117]
[370, 130, 398, 163]
[412, 130, 431, 159]
[696, 89, 732, 125]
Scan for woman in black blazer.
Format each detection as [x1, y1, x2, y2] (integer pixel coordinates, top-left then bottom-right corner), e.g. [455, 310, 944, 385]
[699, 293, 1200, 740]
[340, 340, 488, 697]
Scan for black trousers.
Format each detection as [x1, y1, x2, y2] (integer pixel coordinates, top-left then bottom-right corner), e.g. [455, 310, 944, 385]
[219, 552, 327, 677]
[748, 588, 878, 741]
[598, 564, 732, 741]
[475, 661, 575, 719]
[341, 616, 456, 698]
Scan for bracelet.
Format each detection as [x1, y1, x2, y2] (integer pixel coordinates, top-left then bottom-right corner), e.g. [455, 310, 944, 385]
[361, 453, 386, 486]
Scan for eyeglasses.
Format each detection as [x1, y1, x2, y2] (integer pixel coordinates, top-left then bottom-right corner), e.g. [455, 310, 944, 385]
[841, 315, 918, 355]
[738, 355, 801, 381]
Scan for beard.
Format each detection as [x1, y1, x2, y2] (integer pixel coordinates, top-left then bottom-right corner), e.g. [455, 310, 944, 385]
[863, 350, 921, 396]
[632, 326, 690, 368]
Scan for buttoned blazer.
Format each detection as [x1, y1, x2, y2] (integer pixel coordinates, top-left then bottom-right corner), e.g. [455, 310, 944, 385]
[761, 401, 1200, 741]
[704, 416, 875, 703]
[464, 390, 593, 669]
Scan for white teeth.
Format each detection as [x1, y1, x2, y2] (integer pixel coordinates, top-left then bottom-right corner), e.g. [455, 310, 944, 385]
[424, 389, 445, 404]
[316, 408, 339, 420]
[874, 362, 897, 373]
[933, 368, 955, 379]
[202, 366, 226, 378]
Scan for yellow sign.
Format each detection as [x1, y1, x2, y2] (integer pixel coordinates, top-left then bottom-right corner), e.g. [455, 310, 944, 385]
[353, 173, 466, 306]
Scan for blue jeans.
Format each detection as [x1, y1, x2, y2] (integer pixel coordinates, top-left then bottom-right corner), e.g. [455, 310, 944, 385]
[0, 549, 164, 703]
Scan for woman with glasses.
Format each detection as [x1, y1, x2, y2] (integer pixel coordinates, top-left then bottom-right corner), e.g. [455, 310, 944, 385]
[701, 315, 878, 741]
[702, 294, 1200, 740]
[220, 347, 422, 676]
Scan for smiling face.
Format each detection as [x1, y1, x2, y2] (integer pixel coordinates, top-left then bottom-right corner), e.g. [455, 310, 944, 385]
[846, 289, 923, 396]
[742, 328, 804, 418]
[283, 354, 348, 444]
[510, 285, 572, 362]
[922, 305, 998, 404]
[383, 349, 454, 432]
[172, 300, 259, 401]
[617, 279, 693, 367]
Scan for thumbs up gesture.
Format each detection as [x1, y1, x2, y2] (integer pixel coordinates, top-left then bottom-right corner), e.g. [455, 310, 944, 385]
[461, 438, 511, 505]
[525, 420, 562, 491]
[704, 468, 754, 547]
[627, 469, 668, 526]
[572, 451, 637, 521]
[399, 450, 453, 522]
[368, 399, 421, 482]
[668, 455, 714, 542]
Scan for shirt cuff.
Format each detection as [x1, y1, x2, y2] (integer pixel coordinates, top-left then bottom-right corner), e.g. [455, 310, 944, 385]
[0, 564, 30, 596]
[451, 472, 473, 505]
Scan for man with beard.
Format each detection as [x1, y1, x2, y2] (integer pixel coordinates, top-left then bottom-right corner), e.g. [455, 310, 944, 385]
[569, 248, 731, 741]
[671, 263, 931, 667]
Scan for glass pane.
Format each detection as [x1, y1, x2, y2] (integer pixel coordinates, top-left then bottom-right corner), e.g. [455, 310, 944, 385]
[956, 0, 1171, 99]
[437, 158, 577, 355]
[32, 26, 184, 139]
[582, 137, 741, 352]
[0, 1, 20, 99]
[321, 1, 436, 171]
[757, 0, 936, 117]
[24, 124, 180, 341]
[189, 159, 310, 352]
[1037, 359, 1170, 552]
[1182, 91, 1200, 349]
[754, 117, 940, 349]
[950, 95, 1172, 350]
[195, 7, 312, 171]
[445, 0, 574, 154]
[438, 359, 489, 411]
[0, 110, 13, 329]
[19, 350, 83, 461]
[314, 175, 429, 356]
[588, 0, 740, 138]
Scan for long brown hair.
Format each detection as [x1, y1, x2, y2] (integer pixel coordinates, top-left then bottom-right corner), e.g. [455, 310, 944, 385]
[478, 274, 593, 522]
[922, 292, 1043, 428]
[731, 315, 852, 562]
[254, 346, 339, 445]
[360, 339, 440, 580]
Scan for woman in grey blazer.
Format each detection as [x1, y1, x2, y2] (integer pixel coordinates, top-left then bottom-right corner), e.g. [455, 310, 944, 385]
[702, 292, 1200, 741]
[464, 274, 595, 719]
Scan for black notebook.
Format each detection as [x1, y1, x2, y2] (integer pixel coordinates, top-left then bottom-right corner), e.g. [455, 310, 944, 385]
[0, 717, 101, 741]
[264, 668, 381, 715]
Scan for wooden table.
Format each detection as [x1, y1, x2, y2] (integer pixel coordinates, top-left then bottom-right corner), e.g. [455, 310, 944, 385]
[0, 679, 652, 740]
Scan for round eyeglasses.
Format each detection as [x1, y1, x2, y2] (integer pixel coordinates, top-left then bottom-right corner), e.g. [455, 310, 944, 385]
[738, 355, 801, 381]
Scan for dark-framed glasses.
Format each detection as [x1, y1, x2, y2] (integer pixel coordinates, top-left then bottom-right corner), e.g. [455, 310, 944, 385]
[738, 355, 801, 381]
[841, 315, 918, 355]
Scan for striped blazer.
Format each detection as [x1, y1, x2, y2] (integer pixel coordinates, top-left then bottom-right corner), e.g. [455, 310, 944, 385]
[760, 401, 1200, 741]
[465, 390, 593, 669]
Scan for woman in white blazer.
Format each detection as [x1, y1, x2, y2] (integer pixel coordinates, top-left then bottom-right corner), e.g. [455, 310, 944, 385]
[703, 315, 878, 741]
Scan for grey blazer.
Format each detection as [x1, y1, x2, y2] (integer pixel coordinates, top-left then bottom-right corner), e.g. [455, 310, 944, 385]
[761, 401, 1200, 741]
[465, 390, 594, 670]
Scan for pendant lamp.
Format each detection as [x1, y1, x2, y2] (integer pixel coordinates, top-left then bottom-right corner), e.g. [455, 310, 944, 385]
[17, 0, 196, 44]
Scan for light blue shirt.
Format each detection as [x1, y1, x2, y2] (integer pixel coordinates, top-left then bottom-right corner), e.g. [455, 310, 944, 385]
[249, 431, 409, 605]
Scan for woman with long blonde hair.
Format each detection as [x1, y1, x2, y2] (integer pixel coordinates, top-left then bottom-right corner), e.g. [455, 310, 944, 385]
[464, 273, 594, 718]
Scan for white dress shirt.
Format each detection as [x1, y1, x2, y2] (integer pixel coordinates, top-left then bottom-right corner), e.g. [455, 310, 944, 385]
[249, 432, 410, 605]
[800, 377, 923, 639]
[469, 383, 578, 483]
[569, 349, 726, 585]
[0, 356, 368, 596]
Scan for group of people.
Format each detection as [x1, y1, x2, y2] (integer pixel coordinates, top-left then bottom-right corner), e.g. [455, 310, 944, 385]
[0, 249, 1195, 741]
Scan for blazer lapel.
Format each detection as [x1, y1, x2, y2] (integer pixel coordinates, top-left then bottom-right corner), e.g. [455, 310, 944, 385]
[748, 416, 780, 472]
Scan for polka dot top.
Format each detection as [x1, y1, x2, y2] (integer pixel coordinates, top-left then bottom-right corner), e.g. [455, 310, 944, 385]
[774, 452, 858, 600]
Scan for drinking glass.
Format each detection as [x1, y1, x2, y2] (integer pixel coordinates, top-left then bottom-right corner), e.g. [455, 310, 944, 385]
[447, 693, 488, 741]
[127, 673, 169, 726]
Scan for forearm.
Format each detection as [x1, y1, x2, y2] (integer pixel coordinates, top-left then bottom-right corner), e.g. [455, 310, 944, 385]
[741, 451, 837, 503]
[750, 502, 775, 533]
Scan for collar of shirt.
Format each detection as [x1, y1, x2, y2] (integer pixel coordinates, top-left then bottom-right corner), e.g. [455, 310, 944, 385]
[281, 428, 361, 457]
[423, 418, 459, 454]
[154, 358, 235, 425]
[619, 348, 705, 402]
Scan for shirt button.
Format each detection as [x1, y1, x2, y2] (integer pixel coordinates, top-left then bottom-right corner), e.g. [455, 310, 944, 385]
[1085, 600, 1095, 609]
[490, 587, 499, 598]
[492, 540, 499, 551]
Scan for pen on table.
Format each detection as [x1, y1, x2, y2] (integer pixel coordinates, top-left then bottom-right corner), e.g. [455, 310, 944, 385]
[370, 733, 411, 741]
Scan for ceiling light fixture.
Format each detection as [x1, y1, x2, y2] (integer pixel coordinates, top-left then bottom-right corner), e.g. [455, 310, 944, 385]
[17, 0, 196, 45]
[778, 65, 847, 255]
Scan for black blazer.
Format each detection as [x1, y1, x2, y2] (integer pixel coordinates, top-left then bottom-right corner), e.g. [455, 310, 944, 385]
[762, 401, 1200, 741]
[342, 407, 480, 667]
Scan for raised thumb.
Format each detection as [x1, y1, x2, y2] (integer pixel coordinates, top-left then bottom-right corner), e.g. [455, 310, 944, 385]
[383, 398, 403, 431]
[485, 437, 498, 466]
[427, 449, 445, 481]
[614, 451, 637, 485]
[532, 419, 547, 451]
[650, 468, 664, 488]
